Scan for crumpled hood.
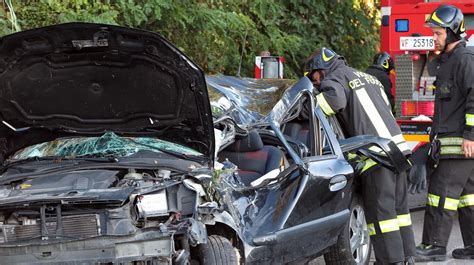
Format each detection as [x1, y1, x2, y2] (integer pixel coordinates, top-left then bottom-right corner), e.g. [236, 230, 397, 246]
[0, 23, 214, 163]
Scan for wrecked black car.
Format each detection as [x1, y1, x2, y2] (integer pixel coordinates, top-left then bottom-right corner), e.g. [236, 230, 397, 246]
[0, 23, 410, 265]
[0, 23, 226, 265]
[207, 75, 410, 265]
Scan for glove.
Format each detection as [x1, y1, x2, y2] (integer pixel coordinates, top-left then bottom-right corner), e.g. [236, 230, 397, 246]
[407, 163, 427, 194]
[429, 139, 441, 168]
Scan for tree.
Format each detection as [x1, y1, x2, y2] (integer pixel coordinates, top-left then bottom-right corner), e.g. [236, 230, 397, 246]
[0, 0, 380, 78]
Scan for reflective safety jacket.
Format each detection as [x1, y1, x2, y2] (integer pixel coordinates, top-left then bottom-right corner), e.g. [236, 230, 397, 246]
[429, 41, 474, 159]
[315, 60, 411, 162]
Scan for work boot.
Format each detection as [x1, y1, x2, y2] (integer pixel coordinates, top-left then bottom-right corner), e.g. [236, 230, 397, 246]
[414, 244, 446, 262]
[452, 244, 474, 259]
[405, 256, 415, 264]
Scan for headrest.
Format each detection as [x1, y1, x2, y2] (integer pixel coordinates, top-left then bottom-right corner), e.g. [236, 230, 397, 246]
[225, 130, 263, 152]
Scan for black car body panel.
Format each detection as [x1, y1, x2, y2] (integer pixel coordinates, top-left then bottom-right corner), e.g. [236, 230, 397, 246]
[0, 23, 215, 265]
[0, 22, 214, 163]
[0, 231, 175, 264]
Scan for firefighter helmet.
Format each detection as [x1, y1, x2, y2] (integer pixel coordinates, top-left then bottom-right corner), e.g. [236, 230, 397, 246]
[373, 52, 394, 73]
[426, 5, 466, 44]
[304, 47, 340, 74]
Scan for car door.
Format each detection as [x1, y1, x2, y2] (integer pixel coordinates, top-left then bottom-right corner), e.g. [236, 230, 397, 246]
[241, 98, 410, 264]
[246, 108, 411, 265]
[246, 105, 355, 264]
[277, 106, 355, 256]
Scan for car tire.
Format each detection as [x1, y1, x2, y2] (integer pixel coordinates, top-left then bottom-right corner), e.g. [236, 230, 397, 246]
[198, 235, 238, 265]
[324, 196, 371, 265]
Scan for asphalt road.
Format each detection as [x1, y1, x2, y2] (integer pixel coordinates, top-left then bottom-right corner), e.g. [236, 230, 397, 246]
[410, 209, 469, 265]
[310, 209, 469, 264]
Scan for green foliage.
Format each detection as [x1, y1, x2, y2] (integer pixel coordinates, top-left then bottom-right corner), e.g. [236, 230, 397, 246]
[0, 0, 380, 78]
[12, 0, 119, 28]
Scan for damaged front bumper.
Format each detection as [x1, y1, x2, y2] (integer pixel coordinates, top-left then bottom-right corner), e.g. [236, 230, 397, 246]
[0, 229, 181, 265]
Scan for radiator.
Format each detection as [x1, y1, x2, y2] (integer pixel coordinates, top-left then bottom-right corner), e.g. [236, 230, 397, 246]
[2, 214, 100, 242]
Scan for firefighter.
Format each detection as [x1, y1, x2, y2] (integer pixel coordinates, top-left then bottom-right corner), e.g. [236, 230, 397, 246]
[413, 5, 474, 262]
[304, 48, 416, 265]
[366, 52, 396, 113]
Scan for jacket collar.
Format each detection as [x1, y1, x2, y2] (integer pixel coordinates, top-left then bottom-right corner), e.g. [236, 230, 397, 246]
[440, 41, 466, 62]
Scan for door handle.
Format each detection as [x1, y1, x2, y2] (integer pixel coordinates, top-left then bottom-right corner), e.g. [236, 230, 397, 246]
[329, 175, 347, 192]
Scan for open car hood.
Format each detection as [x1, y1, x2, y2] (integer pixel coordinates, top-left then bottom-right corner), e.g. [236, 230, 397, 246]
[0, 23, 214, 163]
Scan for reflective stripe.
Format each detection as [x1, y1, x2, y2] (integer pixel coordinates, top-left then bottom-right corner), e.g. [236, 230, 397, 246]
[392, 134, 405, 144]
[355, 88, 408, 153]
[369, 137, 409, 156]
[439, 137, 463, 146]
[347, 153, 358, 160]
[459, 194, 474, 208]
[440, 146, 464, 155]
[467, 114, 474, 126]
[397, 142, 410, 154]
[361, 158, 377, 173]
[379, 218, 399, 233]
[369, 146, 384, 154]
[355, 88, 392, 139]
[368, 223, 376, 236]
[444, 197, 459, 211]
[427, 194, 440, 207]
[316, 93, 335, 116]
[431, 11, 446, 25]
[397, 214, 412, 227]
[392, 134, 410, 153]
[379, 87, 390, 106]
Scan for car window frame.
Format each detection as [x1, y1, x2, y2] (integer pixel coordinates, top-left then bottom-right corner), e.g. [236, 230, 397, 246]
[310, 101, 343, 159]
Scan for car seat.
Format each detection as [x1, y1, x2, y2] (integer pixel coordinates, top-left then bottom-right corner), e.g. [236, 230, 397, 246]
[284, 122, 311, 148]
[219, 130, 286, 186]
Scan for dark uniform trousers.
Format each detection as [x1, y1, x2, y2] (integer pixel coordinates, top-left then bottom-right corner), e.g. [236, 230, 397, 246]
[422, 159, 474, 247]
[315, 62, 415, 263]
[362, 166, 415, 264]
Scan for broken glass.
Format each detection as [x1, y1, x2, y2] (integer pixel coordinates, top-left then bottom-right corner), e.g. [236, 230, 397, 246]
[206, 75, 296, 126]
[206, 75, 314, 127]
[11, 132, 202, 160]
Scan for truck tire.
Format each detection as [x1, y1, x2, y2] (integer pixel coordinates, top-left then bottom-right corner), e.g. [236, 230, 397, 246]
[324, 196, 371, 265]
[198, 235, 238, 265]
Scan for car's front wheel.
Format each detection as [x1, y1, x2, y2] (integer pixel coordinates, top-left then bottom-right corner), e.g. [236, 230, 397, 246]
[324, 196, 371, 265]
[197, 235, 238, 265]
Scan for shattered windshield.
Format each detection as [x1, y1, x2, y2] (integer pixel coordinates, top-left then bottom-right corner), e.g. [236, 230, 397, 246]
[11, 132, 202, 160]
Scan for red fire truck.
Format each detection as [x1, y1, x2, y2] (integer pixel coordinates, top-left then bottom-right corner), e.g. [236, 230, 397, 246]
[380, 0, 474, 151]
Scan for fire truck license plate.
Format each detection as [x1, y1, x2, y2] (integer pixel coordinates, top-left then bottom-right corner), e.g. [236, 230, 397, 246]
[400, 37, 434, 50]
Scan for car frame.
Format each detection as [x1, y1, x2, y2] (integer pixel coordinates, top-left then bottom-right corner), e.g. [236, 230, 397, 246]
[208, 75, 410, 264]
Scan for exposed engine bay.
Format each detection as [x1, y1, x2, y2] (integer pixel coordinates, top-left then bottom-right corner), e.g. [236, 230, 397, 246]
[0, 168, 204, 245]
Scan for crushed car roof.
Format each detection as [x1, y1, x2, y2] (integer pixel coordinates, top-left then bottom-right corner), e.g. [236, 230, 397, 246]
[206, 75, 309, 126]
